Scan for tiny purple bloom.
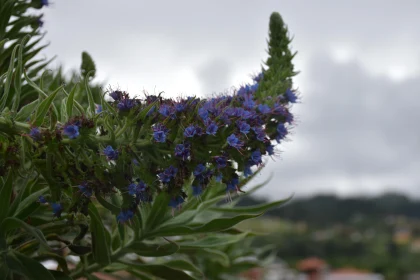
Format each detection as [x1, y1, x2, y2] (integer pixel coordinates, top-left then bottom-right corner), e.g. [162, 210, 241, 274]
[227, 134, 243, 149]
[38, 195, 47, 204]
[215, 156, 227, 168]
[198, 107, 209, 120]
[168, 196, 184, 208]
[250, 150, 262, 165]
[78, 184, 92, 198]
[153, 131, 166, 143]
[237, 121, 250, 135]
[215, 173, 223, 182]
[63, 125, 79, 139]
[266, 145, 275, 156]
[184, 125, 197, 138]
[110, 90, 123, 101]
[276, 123, 288, 142]
[193, 164, 206, 177]
[258, 104, 271, 114]
[244, 165, 252, 177]
[206, 122, 218, 136]
[103, 145, 118, 160]
[29, 127, 42, 141]
[117, 99, 135, 111]
[285, 88, 297, 103]
[117, 210, 134, 223]
[192, 186, 203, 197]
[51, 203, 63, 218]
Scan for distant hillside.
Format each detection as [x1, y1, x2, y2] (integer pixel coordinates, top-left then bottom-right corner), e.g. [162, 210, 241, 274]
[238, 192, 420, 227]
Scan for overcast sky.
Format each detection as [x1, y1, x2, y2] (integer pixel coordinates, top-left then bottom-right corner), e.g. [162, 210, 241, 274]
[40, 0, 420, 200]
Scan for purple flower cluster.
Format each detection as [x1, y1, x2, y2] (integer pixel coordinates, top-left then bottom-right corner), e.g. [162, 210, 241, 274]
[158, 166, 178, 183]
[153, 123, 169, 143]
[63, 124, 79, 139]
[103, 146, 118, 160]
[117, 209, 134, 223]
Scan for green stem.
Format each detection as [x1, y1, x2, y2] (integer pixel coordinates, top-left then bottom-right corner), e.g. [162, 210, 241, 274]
[115, 118, 130, 139]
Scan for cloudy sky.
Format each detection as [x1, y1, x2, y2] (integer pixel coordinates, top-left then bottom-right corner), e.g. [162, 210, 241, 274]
[40, 0, 420, 200]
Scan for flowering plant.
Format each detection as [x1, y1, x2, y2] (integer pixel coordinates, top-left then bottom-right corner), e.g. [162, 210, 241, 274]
[0, 1, 298, 279]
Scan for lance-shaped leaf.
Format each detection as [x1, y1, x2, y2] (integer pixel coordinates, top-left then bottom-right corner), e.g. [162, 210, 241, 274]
[0, 44, 18, 111]
[179, 232, 249, 249]
[88, 203, 111, 265]
[15, 98, 38, 121]
[160, 260, 204, 277]
[6, 251, 55, 280]
[0, 170, 14, 222]
[14, 187, 47, 219]
[33, 84, 63, 126]
[85, 70, 96, 116]
[0, 217, 50, 250]
[120, 261, 196, 280]
[210, 196, 292, 214]
[145, 192, 171, 233]
[127, 240, 179, 257]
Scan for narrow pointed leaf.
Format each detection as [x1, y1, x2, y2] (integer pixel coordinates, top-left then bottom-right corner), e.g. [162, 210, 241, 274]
[33, 85, 63, 126]
[88, 203, 111, 265]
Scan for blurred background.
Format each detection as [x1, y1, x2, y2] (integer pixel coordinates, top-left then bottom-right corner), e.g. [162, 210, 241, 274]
[39, 1, 420, 279]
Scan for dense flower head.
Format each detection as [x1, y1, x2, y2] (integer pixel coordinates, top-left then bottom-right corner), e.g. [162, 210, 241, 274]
[117, 210, 134, 223]
[63, 124, 79, 139]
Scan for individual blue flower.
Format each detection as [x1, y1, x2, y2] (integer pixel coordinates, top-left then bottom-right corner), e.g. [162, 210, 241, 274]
[227, 134, 243, 149]
[128, 183, 138, 195]
[51, 203, 63, 218]
[103, 145, 118, 160]
[277, 123, 288, 142]
[251, 150, 262, 165]
[132, 159, 140, 166]
[153, 123, 169, 143]
[193, 164, 206, 177]
[241, 110, 253, 120]
[41, 0, 49, 7]
[266, 145, 275, 156]
[38, 195, 47, 204]
[175, 102, 186, 112]
[175, 143, 190, 160]
[215, 156, 227, 168]
[258, 104, 271, 114]
[244, 165, 253, 177]
[243, 95, 255, 109]
[29, 127, 42, 141]
[159, 104, 176, 119]
[78, 184, 92, 198]
[168, 196, 184, 208]
[95, 104, 103, 114]
[285, 88, 297, 103]
[206, 122, 218, 136]
[159, 166, 178, 183]
[117, 99, 135, 111]
[286, 112, 294, 124]
[226, 178, 239, 192]
[110, 90, 123, 101]
[215, 173, 223, 182]
[252, 126, 266, 142]
[153, 131, 166, 143]
[192, 185, 203, 197]
[184, 125, 197, 138]
[63, 124, 79, 139]
[253, 72, 263, 83]
[272, 102, 287, 116]
[117, 210, 134, 223]
[198, 107, 209, 120]
[237, 121, 250, 135]
[166, 165, 178, 177]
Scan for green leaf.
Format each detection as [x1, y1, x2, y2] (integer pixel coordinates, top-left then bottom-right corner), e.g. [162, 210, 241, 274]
[49, 271, 73, 280]
[33, 85, 64, 126]
[7, 176, 34, 217]
[128, 240, 179, 257]
[12, 35, 30, 113]
[96, 193, 120, 214]
[84, 70, 96, 116]
[88, 203, 111, 265]
[201, 248, 230, 267]
[15, 98, 39, 121]
[151, 213, 262, 237]
[14, 187, 48, 218]
[179, 232, 249, 249]
[6, 251, 55, 280]
[210, 196, 292, 214]
[0, 44, 18, 110]
[161, 260, 203, 277]
[0, 217, 49, 250]
[66, 83, 78, 118]
[120, 261, 196, 280]
[0, 170, 14, 222]
[145, 192, 171, 233]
